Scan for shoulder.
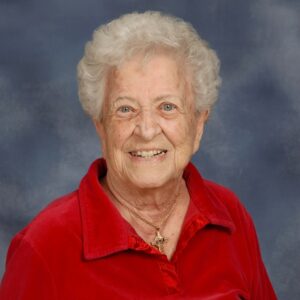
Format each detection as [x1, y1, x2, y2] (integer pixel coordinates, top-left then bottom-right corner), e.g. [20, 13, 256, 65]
[13, 190, 81, 255]
[204, 179, 243, 209]
[185, 163, 253, 228]
[1, 192, 80, 299]
[203, 178, 256, 234]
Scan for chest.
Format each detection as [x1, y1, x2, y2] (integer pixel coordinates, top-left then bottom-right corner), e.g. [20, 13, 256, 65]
[52, 226, 251, 300]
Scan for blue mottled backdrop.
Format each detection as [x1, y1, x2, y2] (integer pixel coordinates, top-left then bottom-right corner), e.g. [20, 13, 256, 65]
[1, 0, 299, 298]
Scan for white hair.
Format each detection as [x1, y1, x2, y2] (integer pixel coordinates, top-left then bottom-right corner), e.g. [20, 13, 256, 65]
[77, 11, 221, 119]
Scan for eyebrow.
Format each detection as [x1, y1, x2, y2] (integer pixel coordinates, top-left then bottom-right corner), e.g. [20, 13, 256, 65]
[113, 96, 136, 102]
[114, 94, 182, 101]
[109, 96, 137, 109]
[110, 94, 183, 109]
[155, 95, 182, 102]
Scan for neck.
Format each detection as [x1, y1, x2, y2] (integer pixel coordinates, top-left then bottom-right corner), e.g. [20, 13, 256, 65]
[102, 170, 191, 258]
[103, 170, 184, 214]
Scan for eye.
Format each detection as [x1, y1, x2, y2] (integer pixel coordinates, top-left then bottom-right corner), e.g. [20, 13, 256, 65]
[160, 103, 177, 112]
[118, 106, 132, 113]
[116, 105, 136, 117]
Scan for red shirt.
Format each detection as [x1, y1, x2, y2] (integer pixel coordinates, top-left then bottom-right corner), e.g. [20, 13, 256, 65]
[0, 159, 277, 299]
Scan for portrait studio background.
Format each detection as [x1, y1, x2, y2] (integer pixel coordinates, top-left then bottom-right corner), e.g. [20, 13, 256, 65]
[1, 0, 299, 298]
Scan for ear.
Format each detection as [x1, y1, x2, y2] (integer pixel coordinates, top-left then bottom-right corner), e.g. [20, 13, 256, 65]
[93, 119, 107, 158]
[193, 110, 209, 154]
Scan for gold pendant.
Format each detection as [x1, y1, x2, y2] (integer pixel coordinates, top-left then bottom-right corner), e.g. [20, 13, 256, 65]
[150, 230, 167, 253]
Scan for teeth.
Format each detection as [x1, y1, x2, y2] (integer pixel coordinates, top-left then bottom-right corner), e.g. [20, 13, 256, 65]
[130, 150, 166, 158]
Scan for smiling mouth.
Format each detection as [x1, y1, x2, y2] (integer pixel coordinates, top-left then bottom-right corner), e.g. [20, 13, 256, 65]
[129, 149, 167, 158]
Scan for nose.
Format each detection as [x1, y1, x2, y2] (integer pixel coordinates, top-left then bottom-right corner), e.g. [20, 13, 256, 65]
[134, 109, 162, 141]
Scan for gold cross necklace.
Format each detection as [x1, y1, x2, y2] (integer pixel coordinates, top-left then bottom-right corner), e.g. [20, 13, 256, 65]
[106, 181, 178, 254]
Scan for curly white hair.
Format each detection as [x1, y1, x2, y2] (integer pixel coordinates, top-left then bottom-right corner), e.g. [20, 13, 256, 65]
[77, 11, 221, 119]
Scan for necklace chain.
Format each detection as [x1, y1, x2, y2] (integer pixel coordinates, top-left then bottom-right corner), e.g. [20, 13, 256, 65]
[105, 179, 179, 253]
[113, 193, 177, 231]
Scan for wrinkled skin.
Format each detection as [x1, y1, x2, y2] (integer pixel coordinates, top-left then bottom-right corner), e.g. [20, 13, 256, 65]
[94, 53, 208, 194]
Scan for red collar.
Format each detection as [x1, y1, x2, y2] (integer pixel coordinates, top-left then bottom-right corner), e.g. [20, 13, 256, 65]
[182, 163, 236, 233]
[78, 159, 235, 260]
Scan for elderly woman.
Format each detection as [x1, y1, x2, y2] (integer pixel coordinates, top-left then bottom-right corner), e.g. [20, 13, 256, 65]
[1, 11, 276, 299]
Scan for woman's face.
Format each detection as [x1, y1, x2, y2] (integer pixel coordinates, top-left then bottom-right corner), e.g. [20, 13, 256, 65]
[94, 53, 207, 189]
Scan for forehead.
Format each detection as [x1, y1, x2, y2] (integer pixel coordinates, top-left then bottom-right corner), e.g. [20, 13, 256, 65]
[106, 53, 190, 98]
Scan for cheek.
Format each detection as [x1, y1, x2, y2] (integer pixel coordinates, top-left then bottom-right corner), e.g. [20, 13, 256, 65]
[165, 118, 196, 147]
[105, 120, 134, 149]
